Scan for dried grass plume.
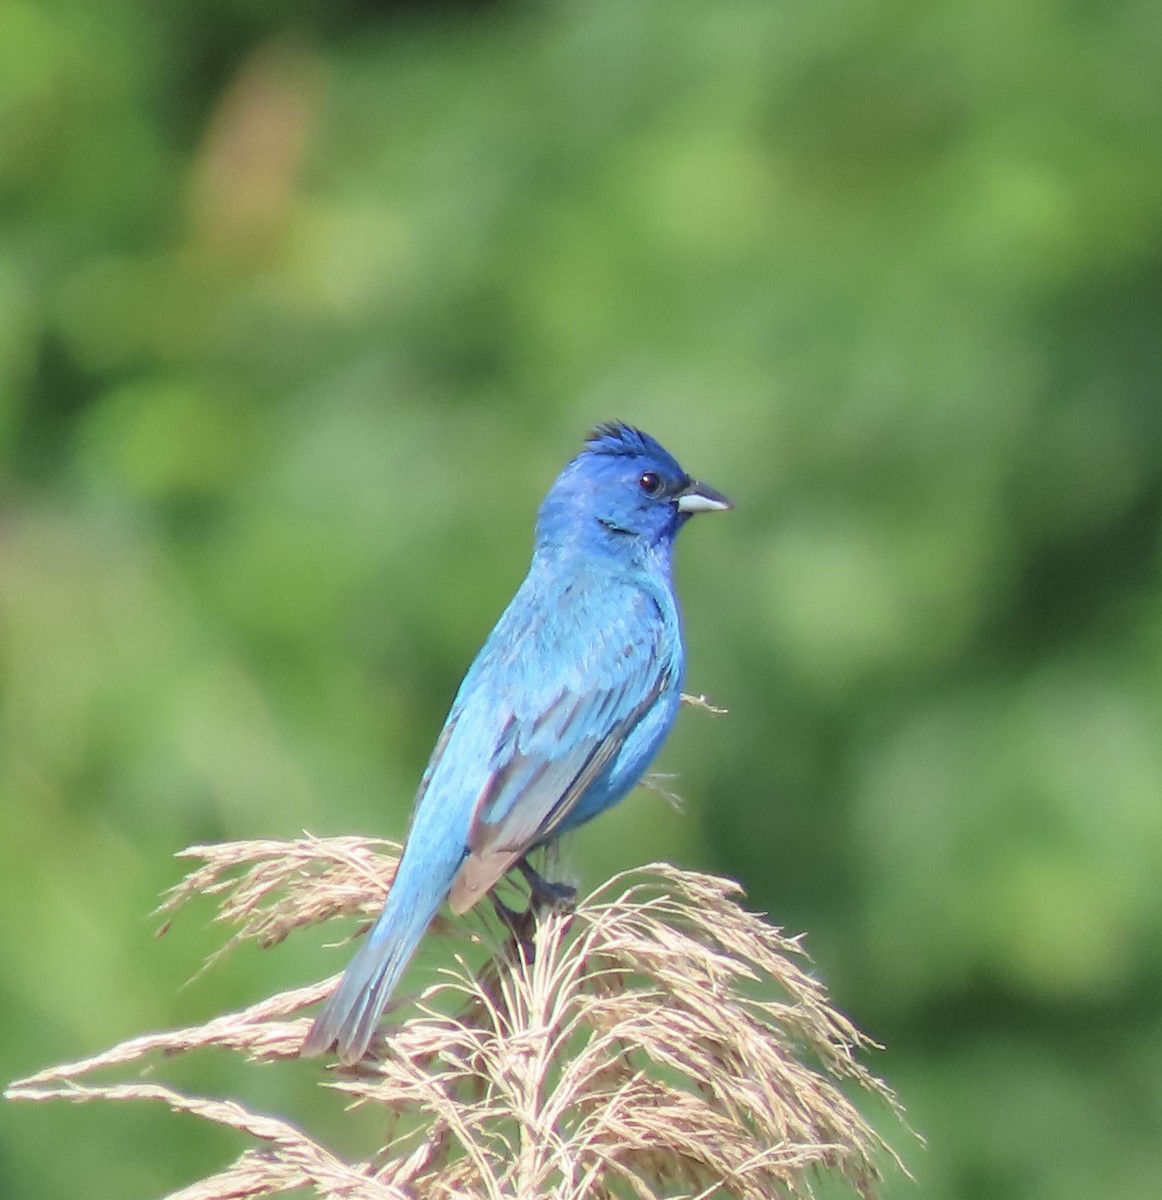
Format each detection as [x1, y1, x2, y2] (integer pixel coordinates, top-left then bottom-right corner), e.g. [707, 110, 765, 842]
[8, 835, 908, 1199]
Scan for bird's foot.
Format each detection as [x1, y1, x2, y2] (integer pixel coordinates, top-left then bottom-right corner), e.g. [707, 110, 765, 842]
[517, 858, 577, 913]
[490, 862, 576, 972]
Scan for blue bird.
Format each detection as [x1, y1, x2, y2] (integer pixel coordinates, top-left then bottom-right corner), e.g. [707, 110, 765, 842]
[301, 421, 731, 1063]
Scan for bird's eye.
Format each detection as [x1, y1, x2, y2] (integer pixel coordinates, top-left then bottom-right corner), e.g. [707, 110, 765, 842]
[638, 471, 663, 497]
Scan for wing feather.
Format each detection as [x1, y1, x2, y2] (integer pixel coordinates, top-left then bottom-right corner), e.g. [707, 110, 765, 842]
[445, 625, 674, 915]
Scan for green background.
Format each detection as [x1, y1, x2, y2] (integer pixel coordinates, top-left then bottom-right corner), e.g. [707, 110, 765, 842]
[3, 2, 1161, 1197]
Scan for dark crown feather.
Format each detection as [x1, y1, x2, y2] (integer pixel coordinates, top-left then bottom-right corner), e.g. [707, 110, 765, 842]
[585, 420, 655, 458]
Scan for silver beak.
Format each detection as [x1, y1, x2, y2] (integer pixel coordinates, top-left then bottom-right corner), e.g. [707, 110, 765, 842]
[675, 479, 734, 514]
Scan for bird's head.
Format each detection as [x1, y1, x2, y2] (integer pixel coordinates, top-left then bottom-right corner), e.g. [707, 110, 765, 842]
[535, 421, 732, 558]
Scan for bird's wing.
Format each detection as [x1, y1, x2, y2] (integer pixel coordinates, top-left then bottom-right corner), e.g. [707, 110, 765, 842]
[445, 607, 676, 915]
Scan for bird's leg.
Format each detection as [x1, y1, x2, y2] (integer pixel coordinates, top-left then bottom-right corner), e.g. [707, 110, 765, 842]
[490, 888, 542, 976]
[517, 857, 578, 912]
[491, 890, 538, 946]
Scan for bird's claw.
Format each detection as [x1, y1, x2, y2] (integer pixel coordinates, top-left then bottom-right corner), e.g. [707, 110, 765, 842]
[517, 858, 577, 912]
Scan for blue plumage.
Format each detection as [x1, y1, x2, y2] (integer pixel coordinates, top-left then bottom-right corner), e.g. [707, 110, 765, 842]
[301, 421, 731, 1063]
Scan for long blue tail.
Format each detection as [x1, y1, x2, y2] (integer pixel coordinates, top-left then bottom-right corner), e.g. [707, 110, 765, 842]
[301, 847, 460, 1064]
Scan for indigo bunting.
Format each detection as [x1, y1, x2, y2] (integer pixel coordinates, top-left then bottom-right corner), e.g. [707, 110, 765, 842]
[302, 421, 731, 1063]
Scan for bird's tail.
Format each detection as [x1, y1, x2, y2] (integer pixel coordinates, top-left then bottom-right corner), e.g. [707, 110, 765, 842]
[300, 850, 456, 1064]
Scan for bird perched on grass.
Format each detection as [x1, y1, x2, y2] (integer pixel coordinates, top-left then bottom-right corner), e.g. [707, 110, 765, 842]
[302, 421, 732, 1064]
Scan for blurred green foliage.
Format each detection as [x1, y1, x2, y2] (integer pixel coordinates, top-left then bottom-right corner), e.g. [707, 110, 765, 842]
[3, 1, 1162, 1197]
